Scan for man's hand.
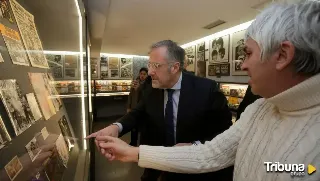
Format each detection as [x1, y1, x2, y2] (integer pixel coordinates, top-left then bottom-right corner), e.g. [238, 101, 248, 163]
[175, 143, 192, 147]
[132, 80, 140, 90]
[85, 125, 120, 153]
[96, 136, 139, 162]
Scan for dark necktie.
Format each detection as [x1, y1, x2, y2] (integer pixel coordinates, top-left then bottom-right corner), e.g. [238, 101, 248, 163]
[165, 89, 175, 146]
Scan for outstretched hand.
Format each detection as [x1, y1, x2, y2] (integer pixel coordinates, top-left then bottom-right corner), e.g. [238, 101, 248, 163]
[96, 136, 139, 163]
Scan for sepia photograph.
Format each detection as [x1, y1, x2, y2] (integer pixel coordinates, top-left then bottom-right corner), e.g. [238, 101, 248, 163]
[20, 94, 36, 124]
[0, 0, 15, 23]
[25, 93, 42, 121]
[184, 46, 196, 72]
[29, 73, 56, 120]
[0, 53, 4, 62]
[196, 48, 206, 78]
[232, 29, 247, 75]
[5, 156, 23, 181]
[25, 137, 41, 161]
[0, 114, 11, 149]
[108, 57, 119, 69]
[45, 73, 63, 111]
[9, 0, 49, 68]
[0, 80, 32, 135]
[64, 55, 78, 69]
[100, 56, 108, 79]
[1, 26, 30, 66]
[64, 68, 77, 78]
[41, 127, 49, 140]
[58, 116, 74, 151]
[110, 69, 119, 78]
[56, 134, 69, 168]
[120, 58, 133, 78]
[209, 35, 230, 64]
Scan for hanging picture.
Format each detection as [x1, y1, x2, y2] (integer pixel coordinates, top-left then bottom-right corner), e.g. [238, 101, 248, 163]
[5, 156, 23, 181]
[196, 42, 206, 78]
[21, 94, 36, 124]
[220, 63, 230, 76]
[209, 35, 229, 64]
[110, 69, 119, 78]
[100, 56, 108, 79]
[1, 25, 29, 66]
[132, 56, 148, 78]
[0, 0, 15, 23]
[25, 137, 41, 161]
[108, 57, 119, 69]
[232, 30, 247, 75]
[0, 114, 11, 149]
[25, 93, 42, 121]
[47, 54, 64, 79]
[120, 58, 133, 78]
[58, 116, 74, 152]
[0, 53, 4, 62]
[64, 55, 78, 78]
[56, 134, 69, 168]
[41, 127, 49, 140]
[45, 73, 63, 111]
[184, 46, 196, 72]
[29, 73, 56, 120]
[0, 80, 32, 135]
[90, 58, 99, 79]
[9, 0, 49, 68]
[208, 64, 221, 76]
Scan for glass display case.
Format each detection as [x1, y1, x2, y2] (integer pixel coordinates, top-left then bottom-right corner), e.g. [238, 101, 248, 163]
[0, 0, 89, 181]
[218, 82, 248, 123]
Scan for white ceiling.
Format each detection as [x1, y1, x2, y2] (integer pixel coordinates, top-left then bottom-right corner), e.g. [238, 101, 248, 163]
[87, 0, 271, 56]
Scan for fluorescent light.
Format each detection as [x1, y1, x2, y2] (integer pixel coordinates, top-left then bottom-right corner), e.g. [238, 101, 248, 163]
[180, 20, 254, 48]
[43, 50, 81, 55]
[87, 45, 92, 113]
[74, 0, 87, 150]
[100, 53, 149, 59]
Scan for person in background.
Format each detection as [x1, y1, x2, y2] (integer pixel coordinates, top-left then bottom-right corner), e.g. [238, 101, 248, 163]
[93, 1, 320, 181]
[87, 40, 233, 181]
[127, 67, 148, 146]
[236, 85, 261, 120]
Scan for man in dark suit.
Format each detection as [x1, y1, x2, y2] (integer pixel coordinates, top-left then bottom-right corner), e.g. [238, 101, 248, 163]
[87, 40, 233, 181]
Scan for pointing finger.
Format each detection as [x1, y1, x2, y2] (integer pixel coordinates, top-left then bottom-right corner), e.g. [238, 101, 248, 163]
[85, 132, 98, 139]
[96, 135, 116, 142]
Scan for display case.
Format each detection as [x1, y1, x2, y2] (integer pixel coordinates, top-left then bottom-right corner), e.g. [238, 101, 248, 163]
[218, 82, 248, 123]
[0, 0, 90, 181]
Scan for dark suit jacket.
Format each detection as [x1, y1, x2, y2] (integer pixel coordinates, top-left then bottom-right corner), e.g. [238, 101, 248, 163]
[236, 85, 261, 120]
[119, 72, 233, 181]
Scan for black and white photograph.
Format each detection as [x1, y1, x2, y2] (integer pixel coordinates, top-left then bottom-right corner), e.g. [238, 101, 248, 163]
[0, 80, 32, 135]
[5, 156, 23, 181]
[0, 114, 11, 149]
[64, 68, 76, 78]
[100, 56, 108, 79]
[25, 93, 42, 121]
[0, 53, 4, 62]
[208, 64, 221, 76]
[25, 137, 41, 161]
[196, 42, 206, 78]
[58, 116, 74, 151]
[120, 58, 133, 78]
[232, 29, 247, 75]
[1, 25, 30, 66]
[108, 57, 119, 69]
[197, 42, 205, 52]
[220, 63, 230, 76]
[45, 73, 63, 111]
[41, 127, 49, 140]
[29, 73, 56, 120]
[56, 134, 69, 168]
[209, 35, 229, 64]
[9, 0, 49, 68]
[47, 54, 64, 78]
[0, 0, 15, 23]
[91, 58, 99, 79]
[46, 54, 64, 65]
[184, 46, 196, 72]
[21, 94, 36, 124]
[110, 69, 119, 78]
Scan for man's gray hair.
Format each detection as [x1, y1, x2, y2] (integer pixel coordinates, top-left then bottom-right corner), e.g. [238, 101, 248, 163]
[150, 40, 185, 70]
[245, 0, 320, 76]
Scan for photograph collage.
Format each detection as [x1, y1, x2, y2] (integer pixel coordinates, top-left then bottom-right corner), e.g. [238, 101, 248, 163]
[0, 0, 76, 180]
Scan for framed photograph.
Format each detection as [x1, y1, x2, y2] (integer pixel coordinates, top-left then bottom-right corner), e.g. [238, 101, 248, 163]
[5, 156, 23, 181]
[41, 127, 49, 140]
[110, 69, 119, 78]
[197, 42, 205, 52]
[108, 57, 119, 69]
[58, 116, 74, 151]
[1, 25, 30, 66]
[100, 56, 108, 79]
[0, 53, 4, 62]
[196, 42, 206, 77]
[120, 58, 133, 78]
[209, 35, 230, 64]
[0, 80, 32, 135]
[208, 64, 221, 76]
[25, 137, 41, 161]
[0, 114, 11, 149]
[184, 46, 196, 72]
[0, 0, 15, 23]
[56, 134, 69, 168]
[232, 30, 247, 75]
[47, 54, 64, 79]
[25, 93, 42, 121]
[9, 0, 49, 68]
[220, 63, 230, 76]
[90, 58, 99, 79]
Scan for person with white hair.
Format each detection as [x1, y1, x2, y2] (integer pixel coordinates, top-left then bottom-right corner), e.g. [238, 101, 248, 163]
[92, 0, 320, 180]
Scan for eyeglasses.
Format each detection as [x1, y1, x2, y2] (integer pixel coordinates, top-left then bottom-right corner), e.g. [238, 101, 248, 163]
[147, 62, 175, 69]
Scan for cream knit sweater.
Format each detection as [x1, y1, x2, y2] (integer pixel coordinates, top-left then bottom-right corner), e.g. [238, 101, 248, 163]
[138, 74, 320, 181]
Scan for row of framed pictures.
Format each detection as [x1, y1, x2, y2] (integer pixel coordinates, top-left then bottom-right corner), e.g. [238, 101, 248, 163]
[184, 29, 247, 76]
[47, 54, 134, 79]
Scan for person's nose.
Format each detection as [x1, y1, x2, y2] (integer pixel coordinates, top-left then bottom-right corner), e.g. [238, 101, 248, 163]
[148, 69, 155, 76]
[241, 60, 248, 71]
